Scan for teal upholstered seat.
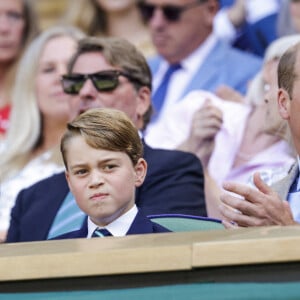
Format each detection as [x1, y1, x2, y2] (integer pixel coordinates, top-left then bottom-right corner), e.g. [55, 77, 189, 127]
[148, 214, 224, 232]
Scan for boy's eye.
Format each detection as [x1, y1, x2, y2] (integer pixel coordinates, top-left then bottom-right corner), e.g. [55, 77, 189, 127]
[74, 169, 87, 175]
[103, 164, 117, 171]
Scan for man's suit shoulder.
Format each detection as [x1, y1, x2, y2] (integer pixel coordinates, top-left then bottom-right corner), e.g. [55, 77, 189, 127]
[16, 172, 67, 207]
[211, 41, 262, 78]
[219, 40, 262, 63]
[147, 41, 262, 74]
[22, 172, 66, 192]
[144, 143, 202, 169]
[139, 144, 206, 216]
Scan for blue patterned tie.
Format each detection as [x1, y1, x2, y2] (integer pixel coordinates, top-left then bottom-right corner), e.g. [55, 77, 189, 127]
[152, 64, 181, 120]
[92, 228, 112, 237]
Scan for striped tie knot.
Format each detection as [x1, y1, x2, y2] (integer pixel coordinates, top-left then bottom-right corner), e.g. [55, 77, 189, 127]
[92, 228, 112, 238]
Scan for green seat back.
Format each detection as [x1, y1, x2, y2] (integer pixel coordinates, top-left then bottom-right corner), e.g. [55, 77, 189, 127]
[149, 215, 225, 232]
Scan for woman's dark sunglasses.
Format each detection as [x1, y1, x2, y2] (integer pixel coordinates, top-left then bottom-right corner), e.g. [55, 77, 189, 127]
[61, 70, 137, 94]
[137, 0, 204, 22]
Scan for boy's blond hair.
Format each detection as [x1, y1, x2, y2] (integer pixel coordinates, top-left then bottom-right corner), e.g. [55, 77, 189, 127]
[61, 108, 143, 169]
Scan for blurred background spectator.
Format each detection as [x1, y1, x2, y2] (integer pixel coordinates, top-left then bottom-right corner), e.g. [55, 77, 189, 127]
[215, 0, 280, 56]
[61, 0, 155, 57]
[0, 0, 38, 137]
[145, 35, 300, 216]
[0, 25, 84, 241]
[277, 0, 300, 37]
[33, 0, 67, 30]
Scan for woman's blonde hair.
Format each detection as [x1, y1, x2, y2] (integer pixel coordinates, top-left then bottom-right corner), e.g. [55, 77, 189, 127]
[3, 0, 40, 107]
[0, 25, 85, 181]
[245, 34, 300, 106]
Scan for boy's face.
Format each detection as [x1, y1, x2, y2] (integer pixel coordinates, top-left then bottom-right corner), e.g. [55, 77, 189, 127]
[65, 135, 147, 227]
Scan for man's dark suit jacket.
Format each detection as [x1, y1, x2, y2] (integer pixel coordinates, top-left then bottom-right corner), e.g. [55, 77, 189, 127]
[52, 210, 170, 239]
[6, 143, 205, 243]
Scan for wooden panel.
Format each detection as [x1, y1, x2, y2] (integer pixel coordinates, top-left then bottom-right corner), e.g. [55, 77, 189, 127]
[0, 232, 193, 281]
[2, 226, 300, 285]
[192, 225, 300, 267]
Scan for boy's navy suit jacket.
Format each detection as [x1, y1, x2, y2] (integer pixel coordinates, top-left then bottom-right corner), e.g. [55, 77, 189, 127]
[52, 210, 170, 240]
[7, 142, 205, 242]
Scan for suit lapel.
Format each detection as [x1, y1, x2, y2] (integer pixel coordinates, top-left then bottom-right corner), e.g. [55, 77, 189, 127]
[272, 163, 299, 199]
[68, 220, 88, 238]
[182, 41, 225, 97]
[126, 211, 154, 234]
[148, 43, 224, 102]
[37, 173, 70, 239]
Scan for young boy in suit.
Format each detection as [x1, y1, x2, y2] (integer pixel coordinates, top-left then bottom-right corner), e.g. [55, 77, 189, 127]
[53, 107, 170, 239]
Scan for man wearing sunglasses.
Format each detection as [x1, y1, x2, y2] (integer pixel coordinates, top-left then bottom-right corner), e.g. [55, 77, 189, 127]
[138, 0, 262, 128]
[6, 37, 207, 243]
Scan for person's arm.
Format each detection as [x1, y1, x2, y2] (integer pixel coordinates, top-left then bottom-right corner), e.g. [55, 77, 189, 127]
[220, 172, 297, 228]
[175, 100, 225, 219]
[213, 0, 246, 43]
[204, 169, 223, 219]
[177, 99, 223, 169]
[226, 0, 246, 28]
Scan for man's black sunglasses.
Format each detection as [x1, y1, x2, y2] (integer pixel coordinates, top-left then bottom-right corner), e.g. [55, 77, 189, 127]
[61, 70, 140, 94]
[138, 0, 205, 22]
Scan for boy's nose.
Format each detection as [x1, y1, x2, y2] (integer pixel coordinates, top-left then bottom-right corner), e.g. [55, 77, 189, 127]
[89, 170, 104, 188]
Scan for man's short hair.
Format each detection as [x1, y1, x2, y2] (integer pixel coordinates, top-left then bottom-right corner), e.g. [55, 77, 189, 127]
[278, 42, 300, 98]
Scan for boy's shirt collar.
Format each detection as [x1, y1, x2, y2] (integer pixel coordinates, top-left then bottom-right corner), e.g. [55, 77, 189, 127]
[87, 205, 138, 238]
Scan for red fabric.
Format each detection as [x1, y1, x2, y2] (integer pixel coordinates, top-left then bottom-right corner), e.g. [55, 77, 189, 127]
[0, 104, 10, 134]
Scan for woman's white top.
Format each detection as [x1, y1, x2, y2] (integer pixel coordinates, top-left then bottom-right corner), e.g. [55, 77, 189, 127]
[0, 151, 64, 231]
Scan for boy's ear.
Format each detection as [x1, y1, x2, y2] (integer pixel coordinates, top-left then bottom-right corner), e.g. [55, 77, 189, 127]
[65, 171, 72, 190]
[278, 88, 291, 120]
[134, 158, 147, 187]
